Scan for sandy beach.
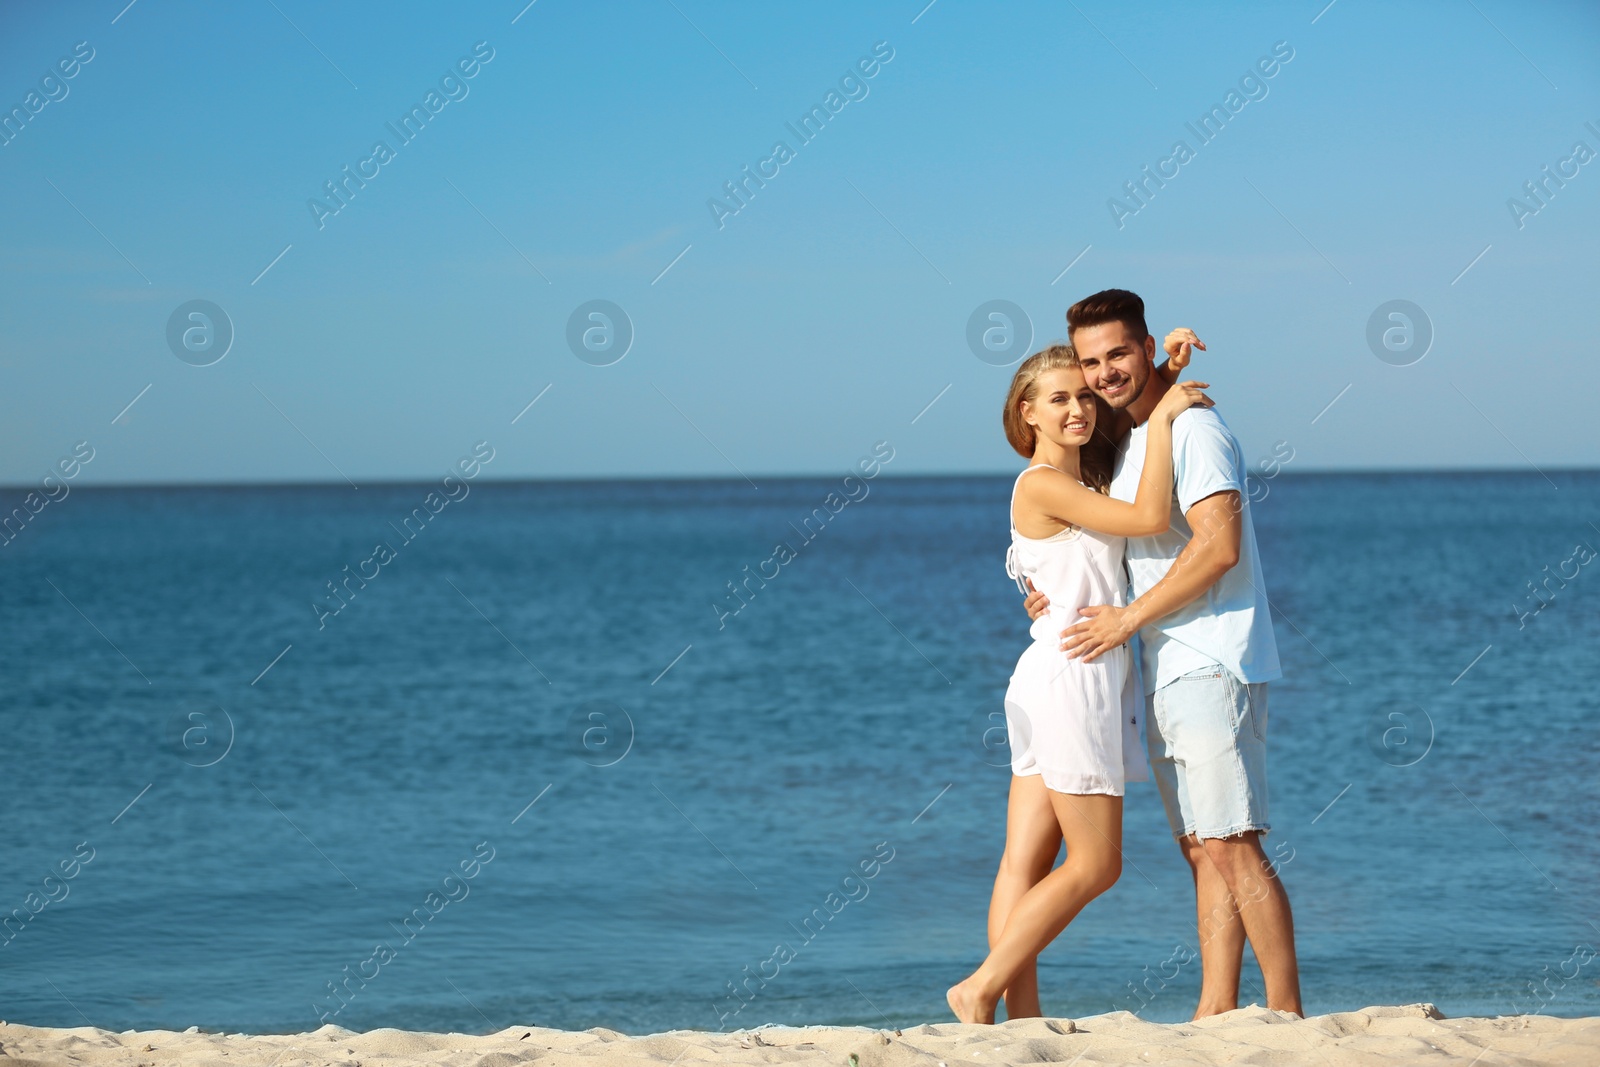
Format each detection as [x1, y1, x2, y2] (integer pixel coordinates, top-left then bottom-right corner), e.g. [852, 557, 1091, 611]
[4, 1004, 1596, 1067]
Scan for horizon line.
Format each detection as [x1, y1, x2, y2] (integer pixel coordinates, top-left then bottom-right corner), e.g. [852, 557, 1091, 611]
[3, 465, 1596, 494]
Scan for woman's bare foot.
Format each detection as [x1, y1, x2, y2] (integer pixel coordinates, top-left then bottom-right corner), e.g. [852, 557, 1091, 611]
[946, 976, 997, 1024]
[1192, 998, 1237, 1020]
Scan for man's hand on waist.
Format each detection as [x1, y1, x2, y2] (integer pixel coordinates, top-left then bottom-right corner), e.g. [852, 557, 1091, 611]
[1060, 603, 1138, 663]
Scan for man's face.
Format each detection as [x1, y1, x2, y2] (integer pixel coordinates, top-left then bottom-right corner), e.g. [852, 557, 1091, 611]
[1071, 320, 1155, 410]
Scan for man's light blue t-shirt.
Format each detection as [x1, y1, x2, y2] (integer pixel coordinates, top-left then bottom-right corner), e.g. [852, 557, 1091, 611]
[1109, 406, 1282, 693]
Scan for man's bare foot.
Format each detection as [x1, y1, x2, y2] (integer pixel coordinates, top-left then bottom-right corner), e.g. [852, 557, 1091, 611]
[947, 976, 997, 1025]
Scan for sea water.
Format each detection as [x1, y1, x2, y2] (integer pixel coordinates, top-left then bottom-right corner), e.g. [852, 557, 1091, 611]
[0, 472, 1594, 1032]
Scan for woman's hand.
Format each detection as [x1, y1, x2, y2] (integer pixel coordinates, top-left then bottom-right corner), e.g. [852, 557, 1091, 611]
[1023, 578, 1051, 621]
[1159, 328, 1205, 383]
[1154, 379, 1213, 424]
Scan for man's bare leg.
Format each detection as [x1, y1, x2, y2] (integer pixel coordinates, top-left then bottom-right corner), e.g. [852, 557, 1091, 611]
[1199, 832, 1302, 1016]
[987, 775, 1062, 1019]
[1180, 834, 1245, 1017]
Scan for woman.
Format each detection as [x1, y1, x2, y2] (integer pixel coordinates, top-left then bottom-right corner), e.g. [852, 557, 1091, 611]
[947, 341, 1210, 1025]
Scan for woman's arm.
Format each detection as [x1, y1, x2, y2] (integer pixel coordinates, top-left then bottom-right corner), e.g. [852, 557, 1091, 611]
[1156, 328, 1205, 385]
[1017, 381, 1212, 538]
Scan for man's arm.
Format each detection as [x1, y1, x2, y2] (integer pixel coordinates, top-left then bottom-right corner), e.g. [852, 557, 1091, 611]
[1060, 490, 1242, 661]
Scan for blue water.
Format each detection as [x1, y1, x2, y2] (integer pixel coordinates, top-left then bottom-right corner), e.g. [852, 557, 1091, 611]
[0, 472, 1596, 1034]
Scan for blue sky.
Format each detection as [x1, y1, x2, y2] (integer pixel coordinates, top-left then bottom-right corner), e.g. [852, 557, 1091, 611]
[2, 0, 1596, 486]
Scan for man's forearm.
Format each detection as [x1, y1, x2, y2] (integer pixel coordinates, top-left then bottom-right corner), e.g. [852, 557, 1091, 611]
[1123, 539, 1235, 634]
[1125, 490, 1244, 634]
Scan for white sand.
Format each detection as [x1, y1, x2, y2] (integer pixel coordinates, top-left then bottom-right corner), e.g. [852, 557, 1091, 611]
[3, 1004, 1596, 1067]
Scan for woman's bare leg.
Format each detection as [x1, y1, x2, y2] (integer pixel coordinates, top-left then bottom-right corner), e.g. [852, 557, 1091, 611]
[987, 774, 1062, 1019]
[950, 792, 1123, 1024]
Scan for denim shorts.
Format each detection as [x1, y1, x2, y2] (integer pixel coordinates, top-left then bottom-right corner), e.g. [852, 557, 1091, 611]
[1146, 664, 1270, 840]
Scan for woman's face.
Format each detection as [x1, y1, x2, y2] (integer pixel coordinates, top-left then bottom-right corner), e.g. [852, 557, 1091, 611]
[1022, 366, 1096, 451]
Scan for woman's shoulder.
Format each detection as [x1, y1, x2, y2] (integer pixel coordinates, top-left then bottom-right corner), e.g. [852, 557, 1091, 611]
[1014, 464, 1084, 501]
[1017, 463, 1076, 482]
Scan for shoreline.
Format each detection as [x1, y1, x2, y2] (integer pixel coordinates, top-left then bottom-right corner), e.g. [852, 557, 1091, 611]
[5, 1004, 1598, 1067]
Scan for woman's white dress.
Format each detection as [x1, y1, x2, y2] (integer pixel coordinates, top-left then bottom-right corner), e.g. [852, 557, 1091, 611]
[1003, 465, 1148, 795]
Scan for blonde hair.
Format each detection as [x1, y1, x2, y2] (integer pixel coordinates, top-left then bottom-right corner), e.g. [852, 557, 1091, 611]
[1001, 344, 1116, 492]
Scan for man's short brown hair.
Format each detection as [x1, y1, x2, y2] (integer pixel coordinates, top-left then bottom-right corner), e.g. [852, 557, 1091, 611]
[1066, 288, 1149, 342]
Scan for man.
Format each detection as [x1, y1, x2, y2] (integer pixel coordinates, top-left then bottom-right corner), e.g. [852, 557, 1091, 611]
[1025, 288, 1302, 1018]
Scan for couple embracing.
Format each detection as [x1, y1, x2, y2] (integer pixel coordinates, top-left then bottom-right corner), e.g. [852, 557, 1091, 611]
[947, 289, 1302, 1024]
